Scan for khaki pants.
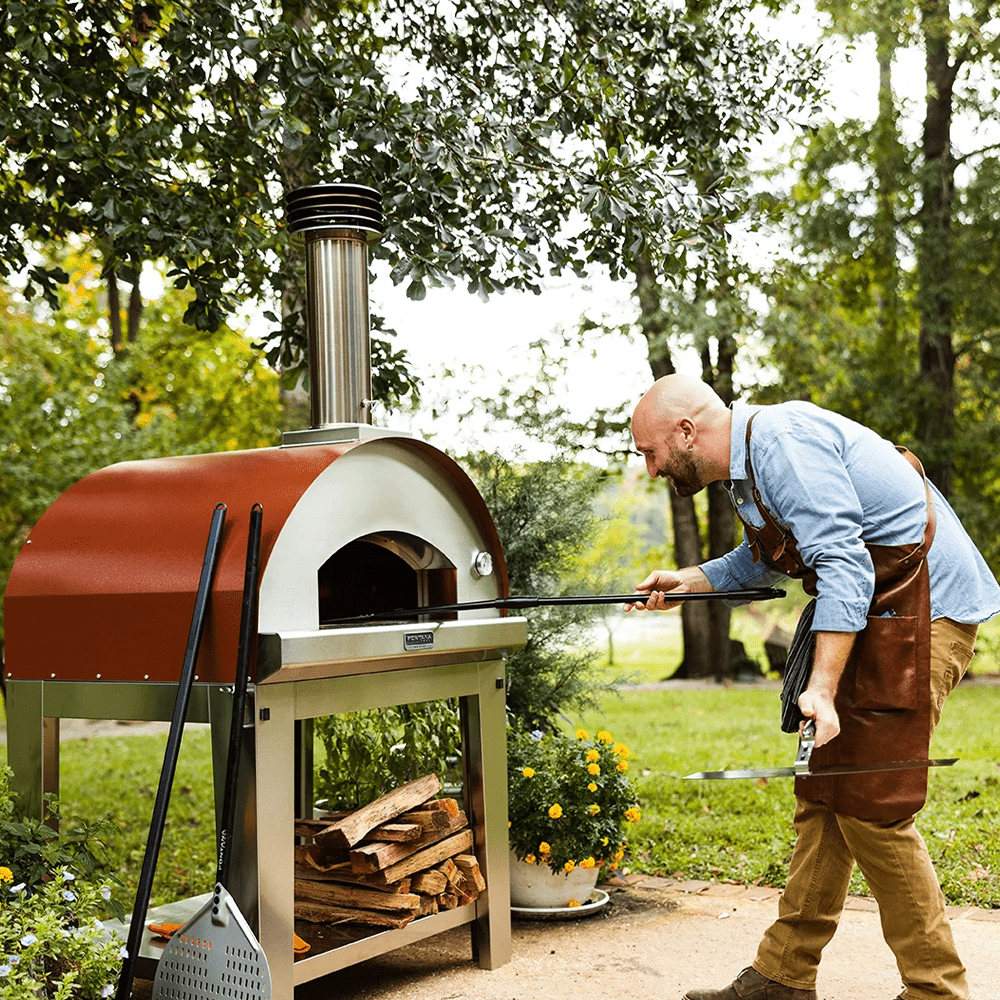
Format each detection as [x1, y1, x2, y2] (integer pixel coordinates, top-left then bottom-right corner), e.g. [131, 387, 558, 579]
[753, 619, 978, 1000]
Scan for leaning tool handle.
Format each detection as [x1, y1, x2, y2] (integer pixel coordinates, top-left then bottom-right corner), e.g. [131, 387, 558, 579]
[793, 719, 816, 775]
[216, 503, 263, 894]
[117, 502, 227, 1000]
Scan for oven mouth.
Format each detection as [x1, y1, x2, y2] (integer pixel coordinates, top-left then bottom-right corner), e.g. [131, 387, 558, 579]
[318, 531, 457, 627]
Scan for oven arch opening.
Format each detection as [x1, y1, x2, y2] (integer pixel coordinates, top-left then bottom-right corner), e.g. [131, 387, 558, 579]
[318, 531, 457, 625]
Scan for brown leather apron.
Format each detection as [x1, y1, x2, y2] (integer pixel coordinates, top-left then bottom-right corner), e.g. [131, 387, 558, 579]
[739, 414, 936, 823]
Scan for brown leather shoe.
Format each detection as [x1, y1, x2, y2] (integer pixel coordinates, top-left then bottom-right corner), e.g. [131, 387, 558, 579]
[682, 966, 817, 1000]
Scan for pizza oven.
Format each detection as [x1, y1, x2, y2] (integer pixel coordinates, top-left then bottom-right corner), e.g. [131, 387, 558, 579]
[3, 184, 526, 995]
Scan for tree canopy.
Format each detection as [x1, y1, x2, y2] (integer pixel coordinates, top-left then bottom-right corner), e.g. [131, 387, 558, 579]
[1, 0, 823, 389]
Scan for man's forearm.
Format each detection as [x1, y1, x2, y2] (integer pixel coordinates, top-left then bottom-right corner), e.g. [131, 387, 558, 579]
[799, 630, 857, 747]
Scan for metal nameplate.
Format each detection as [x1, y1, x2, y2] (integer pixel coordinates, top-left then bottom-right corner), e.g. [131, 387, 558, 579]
[404, 631, 435, 651]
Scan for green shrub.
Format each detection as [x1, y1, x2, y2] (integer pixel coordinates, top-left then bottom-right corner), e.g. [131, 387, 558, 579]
[0, 767, 125, 998]
[313, 701, 463, 810]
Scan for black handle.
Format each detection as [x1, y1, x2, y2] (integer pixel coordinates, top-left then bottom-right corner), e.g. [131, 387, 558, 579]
[216, 504, 263, 889]
[321, 588, 786, 626]
[117, 502, 227, 1000]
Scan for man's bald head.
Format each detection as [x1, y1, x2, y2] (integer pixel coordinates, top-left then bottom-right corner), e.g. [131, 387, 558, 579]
[631, 375, 732, 494]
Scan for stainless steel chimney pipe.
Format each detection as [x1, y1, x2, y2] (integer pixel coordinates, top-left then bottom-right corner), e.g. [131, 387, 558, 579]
[286, 184, 384, 430]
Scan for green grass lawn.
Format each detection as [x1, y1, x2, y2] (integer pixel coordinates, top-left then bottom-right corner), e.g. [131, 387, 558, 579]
[570, 678, 1000, 907]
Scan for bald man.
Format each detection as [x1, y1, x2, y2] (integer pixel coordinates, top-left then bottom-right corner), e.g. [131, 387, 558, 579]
[629, 375, 999, 1000]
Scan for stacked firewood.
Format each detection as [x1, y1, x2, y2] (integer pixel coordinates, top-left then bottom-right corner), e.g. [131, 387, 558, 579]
[294, 773, 487, 930]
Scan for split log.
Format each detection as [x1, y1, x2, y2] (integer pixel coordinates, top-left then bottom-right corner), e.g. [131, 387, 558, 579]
[454, 854, 487, 892]
[360, 822, 423, 843]
[423, 797, 460, 817]
[370, 829, 474, 885]
[295, 901, 414, 929]
[349, 812, 468, 874]
[436, 857, 463, 888]
[295, 818, 332, 838]
[437, 891, 458, 910]
[294, 879, 421, 914]
[313, 774, 442, 850]
[410, 870, 448, 895]
[417, 895, 439, 917]
[397, 809, 450, 833]
[295, 864, 412, 894]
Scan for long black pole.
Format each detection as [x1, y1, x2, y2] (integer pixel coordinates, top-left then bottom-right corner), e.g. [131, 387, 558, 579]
[116, 502, 227, 1000]
[216, 503, 262, 890]
[322, 587, 785, 626]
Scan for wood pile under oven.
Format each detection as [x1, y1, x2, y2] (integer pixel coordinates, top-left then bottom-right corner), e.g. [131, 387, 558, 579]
[294, 774, 486, 930]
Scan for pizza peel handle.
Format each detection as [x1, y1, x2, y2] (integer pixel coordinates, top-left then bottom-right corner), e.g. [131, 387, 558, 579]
[151, 504, 272, 1000]
[116, 502, 227, 1000]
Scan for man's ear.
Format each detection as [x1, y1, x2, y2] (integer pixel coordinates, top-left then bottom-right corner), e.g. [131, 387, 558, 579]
[677, 417, 696, 448]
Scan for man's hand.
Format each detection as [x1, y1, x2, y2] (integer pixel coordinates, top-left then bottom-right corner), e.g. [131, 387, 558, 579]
[624, 567, 712, 612]
[797, 688, 841, 748]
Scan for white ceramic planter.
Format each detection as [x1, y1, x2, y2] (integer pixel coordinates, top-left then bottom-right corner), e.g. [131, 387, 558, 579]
[508, 851, 600, 908]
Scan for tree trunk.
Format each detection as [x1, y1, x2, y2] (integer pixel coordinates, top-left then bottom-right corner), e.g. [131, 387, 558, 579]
[915, 0, 958, 496]
[635, 256, 726, 679]
[108, 269, 123, 351]
[704, 340, 736, 681]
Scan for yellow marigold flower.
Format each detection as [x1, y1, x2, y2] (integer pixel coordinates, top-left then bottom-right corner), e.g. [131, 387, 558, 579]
[597, 730, 613, 743]
[587, 762, 600, 775]
[579, 856, 597, 869]
[585, 748, 600, 762]
[614, 846, 625, 861]
[617, 759, 629, 772]
[567, 899, 582, 907]
[0, 866, 12, 883]
[539, 842, 551, 854]
[588, 782, 598, 792]
[613, 742, 630, 756]
[524, 854, 536, 864]
[522, 766, 535, 778]
[609, 861, 619, 870]
[589, 804, 601, 816]
[575, 728, 590, 740]
[625, 806, 642, 823]
[548, 803, 563, 819]
[564, 860, 576, 872]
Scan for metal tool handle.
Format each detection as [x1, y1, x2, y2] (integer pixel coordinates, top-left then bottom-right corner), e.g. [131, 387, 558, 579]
[793, 719, 816, 774]
[118, 502, 227, 1000]
[322, 588, 786, 625]
[217, 503, 263, 890]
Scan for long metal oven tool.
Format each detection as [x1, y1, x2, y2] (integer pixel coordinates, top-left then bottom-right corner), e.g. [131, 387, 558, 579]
[117, 502, 228, 1000]
[323, 587, 786, 626]
[151, 503, 272, 1000]
[684, 720, 958, 779]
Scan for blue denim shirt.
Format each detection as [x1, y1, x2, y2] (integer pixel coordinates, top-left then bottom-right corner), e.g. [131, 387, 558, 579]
[700, 401, 1000, 632]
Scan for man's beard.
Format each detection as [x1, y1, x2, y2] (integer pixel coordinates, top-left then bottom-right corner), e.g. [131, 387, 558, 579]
[662, 448, 704, 497]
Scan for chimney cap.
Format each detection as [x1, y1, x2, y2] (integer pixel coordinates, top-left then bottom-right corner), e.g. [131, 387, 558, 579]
[286, 183, 383, 240]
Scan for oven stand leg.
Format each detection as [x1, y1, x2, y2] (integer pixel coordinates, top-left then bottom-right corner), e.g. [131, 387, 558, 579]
[461, 660, 511, 970]
[6, 680, 59, 824]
